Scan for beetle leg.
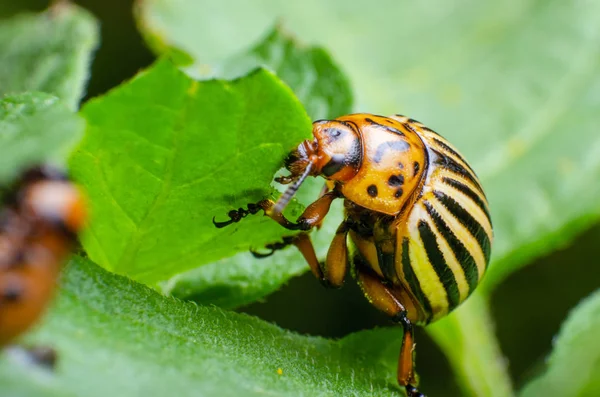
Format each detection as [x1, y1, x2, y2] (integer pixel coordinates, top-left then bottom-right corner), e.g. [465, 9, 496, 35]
[250, 236, 296, 258]
[322, 221, 350, 288]
[273, 190, 340, 231]
[355, 263, 424, 397]
[213, 191, 340, 232]
[259, 232, 335, 289]
[280, 232, 326, 284]
[212, 200, 272, 228]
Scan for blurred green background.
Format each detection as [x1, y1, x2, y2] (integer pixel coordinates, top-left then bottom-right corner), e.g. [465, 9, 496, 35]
[1, 1, 599, 395]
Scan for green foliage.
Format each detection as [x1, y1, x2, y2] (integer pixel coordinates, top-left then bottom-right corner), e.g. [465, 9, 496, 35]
[217, 27, 353, 121]
[0, 257, 404, 397]
[136, 6, 353, 121]
[162, 247, 308, 309]
[520, 289, 600, 397]
[0, 92, 83, 186]
[0, 3, 98, 109]
[71, 59, 312, 284]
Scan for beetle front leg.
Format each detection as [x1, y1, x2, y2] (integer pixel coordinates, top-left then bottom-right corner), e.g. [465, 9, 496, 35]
[267, 190, 340, 231]
[355, 262, 424, 397]
[322, 221, 350, 288]
[212, 199, 309, 230]
[258, 232, 340, 289]
[212, 199, 272, 228]
[214, 191, 340, 231]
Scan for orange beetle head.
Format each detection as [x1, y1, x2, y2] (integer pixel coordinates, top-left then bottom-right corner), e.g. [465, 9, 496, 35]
[272, 119, 363, 216]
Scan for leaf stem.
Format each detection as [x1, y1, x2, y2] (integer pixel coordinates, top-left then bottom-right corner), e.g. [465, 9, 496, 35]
[426, 291, 514, 397]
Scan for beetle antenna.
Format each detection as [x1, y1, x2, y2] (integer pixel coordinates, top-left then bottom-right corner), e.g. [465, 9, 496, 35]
[270, 162, 313, 217]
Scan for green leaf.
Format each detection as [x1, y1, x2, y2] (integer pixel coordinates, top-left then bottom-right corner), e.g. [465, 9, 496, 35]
[0, 92, 84, 186]
[136, 0, 354, 309]
[136, 5, 353, 121]
[216, 27, 353, 121]
[0, 256, 407, 397]
[520, 289, 600, 397]
[161, 248, 308, 309]
[71, 59, 313, 284]
[161, 194, 344, 308]
[134, 0, 600, 292]
[0, 3, 99, 109]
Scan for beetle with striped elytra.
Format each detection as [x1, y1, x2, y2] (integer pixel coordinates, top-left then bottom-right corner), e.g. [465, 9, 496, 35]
[214, 113, 492, 397]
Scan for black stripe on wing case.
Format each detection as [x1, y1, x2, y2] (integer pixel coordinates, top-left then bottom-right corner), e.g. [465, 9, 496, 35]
[432, 137, 479, 178]
[433, 190, 492, 264]
[425, 201, 479, 293]
[442, 177, 491, 221]
[401, 237, 432, 320]
[418, 220, 460, 311]
[376, 244, 399, 283]
[432, 149, 485, 196]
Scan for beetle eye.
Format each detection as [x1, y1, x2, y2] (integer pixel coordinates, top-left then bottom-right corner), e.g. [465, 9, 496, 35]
[326, 128, 344, 139]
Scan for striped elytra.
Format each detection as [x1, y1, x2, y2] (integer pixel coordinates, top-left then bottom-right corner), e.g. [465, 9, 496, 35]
[214, 113, 492, 396]
[326, 114, 492, 325]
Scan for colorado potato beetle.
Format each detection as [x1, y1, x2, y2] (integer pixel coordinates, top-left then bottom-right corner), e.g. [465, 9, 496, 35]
[214, 114, 492, 397]
[0, 166, 86, 349]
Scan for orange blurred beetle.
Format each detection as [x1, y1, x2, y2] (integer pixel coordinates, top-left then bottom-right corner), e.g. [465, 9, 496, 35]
[0, 166, 86, 353]
[215, 114, 492, 397]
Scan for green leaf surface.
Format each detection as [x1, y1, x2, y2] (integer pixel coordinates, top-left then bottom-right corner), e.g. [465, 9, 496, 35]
[136, 6, 353, 121]
[161, 197, 344, 309]
[0, 3, 99, 109]
[71, 59, 313, 284]
[134, 0, 600, 292]
[0, 256, 406, 397]
[161, 248, 307, 310]
[0, 92, 84, 186]
[216, 27, 353, 121]
[520, 289, 600, 397]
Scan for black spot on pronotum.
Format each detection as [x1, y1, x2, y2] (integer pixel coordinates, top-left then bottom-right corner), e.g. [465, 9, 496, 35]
[367, 184, 378, 197]
[394, 188, 403, 198]
[388, 174, 404, 187]
[413, 161, 420, 176]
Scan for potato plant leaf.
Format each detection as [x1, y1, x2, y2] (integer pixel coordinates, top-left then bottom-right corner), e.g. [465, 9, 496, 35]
[0, 3, 99, 109]
[136, 5, 352, 121]
[0, 92, 84, 187]
[71, 59, 313, 284]
[0, 256, 407, 397]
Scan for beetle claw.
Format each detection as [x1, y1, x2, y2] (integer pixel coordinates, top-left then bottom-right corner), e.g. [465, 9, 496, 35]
[212, 216, 234, 228]
[250, 248, 275, 258]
